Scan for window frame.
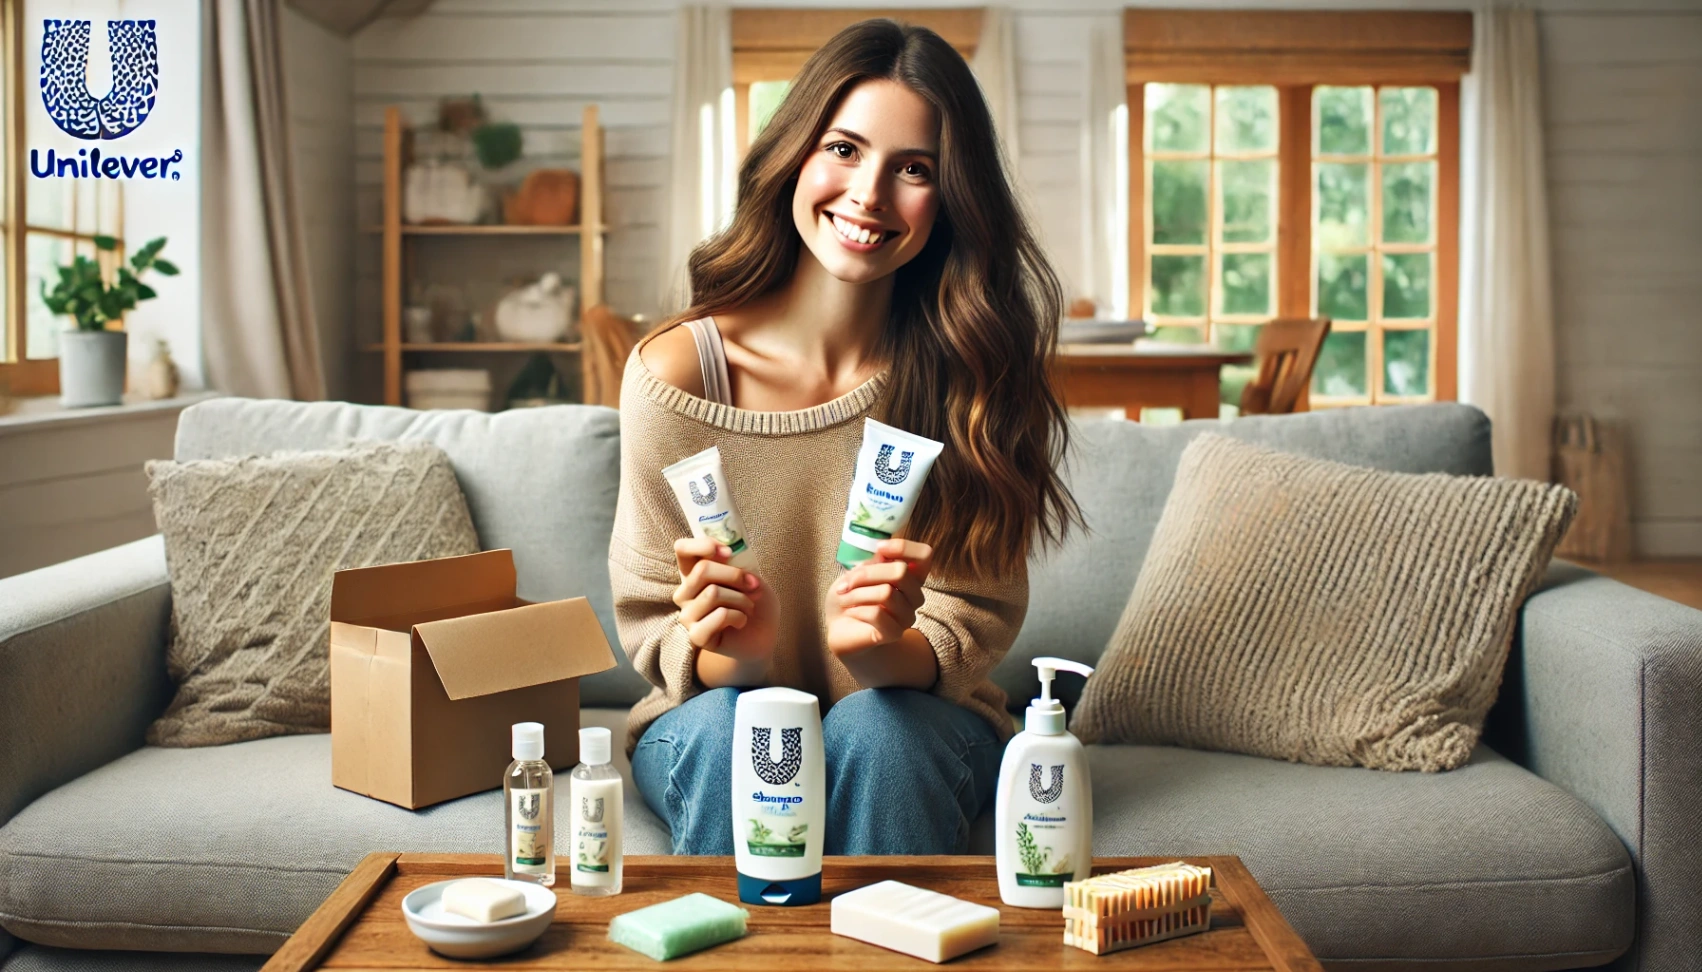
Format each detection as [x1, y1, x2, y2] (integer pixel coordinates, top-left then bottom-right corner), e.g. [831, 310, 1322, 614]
[0, 0, 129, 397]
[730, 7, 983, 157]
[1124, 9, 1468, 407]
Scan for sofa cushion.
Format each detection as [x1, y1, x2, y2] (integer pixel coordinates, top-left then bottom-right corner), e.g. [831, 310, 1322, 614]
[1048, 743, 1633, 971]
[1073, 433, 1576, 771]
[999, 403, 1494, 708]
[0, 709, 664, 954]
[145, 441, 481, 747]
[171, 398, 648, 707]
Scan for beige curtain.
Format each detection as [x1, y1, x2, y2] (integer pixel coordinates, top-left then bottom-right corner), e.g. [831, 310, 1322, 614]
[1079, 15, 1129, 319]
[202, 0, 325, 401]
[1459, 5, 1553, 481]
[662, 5, 736, 314]
[971, 7, 1020, 175]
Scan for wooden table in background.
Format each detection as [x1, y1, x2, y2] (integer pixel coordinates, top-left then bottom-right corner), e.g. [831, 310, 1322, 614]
[1054, 344, 1255, 420]
[262, 853, 1321, 971]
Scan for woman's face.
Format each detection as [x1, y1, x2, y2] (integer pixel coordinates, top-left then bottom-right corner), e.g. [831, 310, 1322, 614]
[792, 79, 941, 285]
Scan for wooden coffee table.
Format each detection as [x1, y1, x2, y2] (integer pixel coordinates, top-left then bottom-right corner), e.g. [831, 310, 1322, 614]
[261, 853, 1320, 970]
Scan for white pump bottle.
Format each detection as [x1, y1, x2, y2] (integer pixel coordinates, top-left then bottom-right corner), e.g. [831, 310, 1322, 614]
[994, 656, 1095, 908]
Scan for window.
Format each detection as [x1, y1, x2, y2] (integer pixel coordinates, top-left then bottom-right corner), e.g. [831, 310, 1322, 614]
[731, 8, 983, 157]
[0, 0, 128, 396]
[1126, 10, 1469, 407]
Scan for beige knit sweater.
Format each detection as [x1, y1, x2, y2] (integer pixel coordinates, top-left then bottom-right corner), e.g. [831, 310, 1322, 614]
[610, 348, 1028, 752]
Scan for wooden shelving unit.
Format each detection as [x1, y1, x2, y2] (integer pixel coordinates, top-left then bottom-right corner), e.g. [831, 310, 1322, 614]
[372, 104, 606, 406]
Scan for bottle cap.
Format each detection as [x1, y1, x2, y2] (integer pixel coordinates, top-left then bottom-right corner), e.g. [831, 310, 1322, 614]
[579, 726, 612, 765]
[1026, 656, 1095, 735]
[512, 722, 545, 761]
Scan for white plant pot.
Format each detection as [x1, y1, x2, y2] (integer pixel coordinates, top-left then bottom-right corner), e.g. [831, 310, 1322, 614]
[58, 330, 127, 407]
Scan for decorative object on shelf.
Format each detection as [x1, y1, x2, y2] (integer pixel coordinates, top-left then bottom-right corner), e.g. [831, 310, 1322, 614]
[404, 306, 435, 344]
[404, 161, 486, 225]
[473, 122, 523, 171]
[1067, 297, 1098, 319]
[581, 304, 642, 408]
[503, 169, 580, 226]
[141, 338, 181, 400]
[439, 96, 486, 135]
[505, 353, 575, 409]
[494, 272, 577, 343]
[406, 368, 491, 411]
[42, 234, 178, 408]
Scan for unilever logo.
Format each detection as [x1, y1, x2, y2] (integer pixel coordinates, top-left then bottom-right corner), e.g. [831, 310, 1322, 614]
[873, 445, 913, 485]
[750, 727, 802, 786]
[1028, 764, 1063, 804]
[687, 473, 718, 506]
[31, 18, 183, 182]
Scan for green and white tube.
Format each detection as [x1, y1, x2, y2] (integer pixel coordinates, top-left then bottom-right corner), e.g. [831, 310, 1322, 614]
[836, 418, 945, 569]
[663, 446, 758, 571]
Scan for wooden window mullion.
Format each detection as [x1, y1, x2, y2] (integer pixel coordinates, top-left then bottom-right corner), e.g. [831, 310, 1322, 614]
[1126, 82, 1145, 323]
[1434, 80, 1460, 402]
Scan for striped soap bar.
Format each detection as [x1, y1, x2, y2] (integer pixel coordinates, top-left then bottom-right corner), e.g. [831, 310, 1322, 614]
[1063, 862, 1212, 955]
[831, 880, 1000, 963]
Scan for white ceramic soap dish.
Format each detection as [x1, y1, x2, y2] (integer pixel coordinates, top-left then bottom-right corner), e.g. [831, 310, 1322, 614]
[401, 879, 557, 958]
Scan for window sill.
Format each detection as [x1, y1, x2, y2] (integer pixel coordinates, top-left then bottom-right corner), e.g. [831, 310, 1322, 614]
[0, 390, 220, 437]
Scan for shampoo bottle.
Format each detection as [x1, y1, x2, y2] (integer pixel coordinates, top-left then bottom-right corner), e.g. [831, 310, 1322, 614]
[569, 726, 623, 895]
[732, 687, 825, 906]
[995, 657, 1095, 908]
[504, 722, 554, 886]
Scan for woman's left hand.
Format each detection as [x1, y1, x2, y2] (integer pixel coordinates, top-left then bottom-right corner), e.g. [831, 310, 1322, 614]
[825, 538, 932, 657]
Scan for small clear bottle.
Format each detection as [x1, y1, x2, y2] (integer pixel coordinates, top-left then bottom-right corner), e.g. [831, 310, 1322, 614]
[569, 726, 624, 895]
[504, 722, 555, 886]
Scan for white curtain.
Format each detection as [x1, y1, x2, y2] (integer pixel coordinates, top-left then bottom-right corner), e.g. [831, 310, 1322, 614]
[971, 7, 1021, 176]
[1459, 4, 1555, 481]
[201, 0, 325, 400]
[663, 5, 736, 314]
[1078, 16, 1129, 320]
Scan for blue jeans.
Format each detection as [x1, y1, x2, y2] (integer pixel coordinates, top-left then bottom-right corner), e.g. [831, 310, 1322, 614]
[632, 687, 1003, 855]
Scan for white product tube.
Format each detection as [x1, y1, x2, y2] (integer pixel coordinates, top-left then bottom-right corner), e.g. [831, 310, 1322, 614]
[836, 418, 945, 569]
[662, 445, 758, 571]
[732, 687, 825, 906]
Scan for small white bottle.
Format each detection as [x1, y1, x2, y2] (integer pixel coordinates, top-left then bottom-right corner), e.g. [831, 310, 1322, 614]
[569, 726, 624, 895]
[504, 722, 555, 886]
[995, 657, 1095, 908]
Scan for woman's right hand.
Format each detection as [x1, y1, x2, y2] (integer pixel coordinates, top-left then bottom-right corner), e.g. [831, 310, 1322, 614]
[673, 538, 776, 671]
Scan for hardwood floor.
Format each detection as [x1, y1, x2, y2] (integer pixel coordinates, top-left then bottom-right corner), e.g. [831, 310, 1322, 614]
[1569, 559, 1702, 612]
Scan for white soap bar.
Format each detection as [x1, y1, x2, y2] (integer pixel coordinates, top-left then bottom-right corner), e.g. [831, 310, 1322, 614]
[441, 879, 527, 923]
[831, 880, 1000, 963]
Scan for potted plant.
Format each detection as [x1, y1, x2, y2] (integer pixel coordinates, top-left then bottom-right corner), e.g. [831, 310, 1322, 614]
[43, 235, 177, 407]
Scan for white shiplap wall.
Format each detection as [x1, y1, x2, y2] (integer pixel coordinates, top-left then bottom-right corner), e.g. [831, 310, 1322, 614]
[1540, 9, 1702, 557]
[329, 0, 1702, 555]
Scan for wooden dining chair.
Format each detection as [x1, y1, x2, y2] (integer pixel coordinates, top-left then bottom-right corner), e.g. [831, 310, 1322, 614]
[1238, 317, 1332, 416]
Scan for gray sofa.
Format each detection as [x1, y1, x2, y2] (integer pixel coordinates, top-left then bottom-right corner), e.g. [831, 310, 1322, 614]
[0, 397, 1695, 972]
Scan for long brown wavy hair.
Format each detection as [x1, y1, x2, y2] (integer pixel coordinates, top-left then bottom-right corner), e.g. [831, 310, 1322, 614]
[665, 18, 1080, 579]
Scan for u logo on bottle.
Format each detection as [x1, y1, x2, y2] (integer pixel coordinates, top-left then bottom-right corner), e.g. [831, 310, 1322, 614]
[1028, 764, 1064, 803]
[687, 473, 717, 506]
[40, 19, 159, 140]
[874, 445, 913, 485]
[581, 797, 604, 823]
[751, 727, 802, 785]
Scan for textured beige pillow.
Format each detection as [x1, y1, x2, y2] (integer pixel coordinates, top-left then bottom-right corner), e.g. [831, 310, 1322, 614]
[145, 441, 481, 747]
[1073, 433, 1576, 772]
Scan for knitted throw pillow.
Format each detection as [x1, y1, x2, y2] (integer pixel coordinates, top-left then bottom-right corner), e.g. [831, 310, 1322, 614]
[145, 441, 481, 747]
[1072, 433, 1576, 772]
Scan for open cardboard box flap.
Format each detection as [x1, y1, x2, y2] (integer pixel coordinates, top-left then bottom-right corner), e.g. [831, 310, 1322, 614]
[414, 597, 616, 700]
[331, 548, 519, 626]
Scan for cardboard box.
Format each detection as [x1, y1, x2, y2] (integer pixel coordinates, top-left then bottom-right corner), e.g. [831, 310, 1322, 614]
[329, 548, 617, 809]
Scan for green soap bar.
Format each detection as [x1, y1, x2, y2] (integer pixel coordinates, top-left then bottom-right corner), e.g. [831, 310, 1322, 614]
[608, 892, 749, 961]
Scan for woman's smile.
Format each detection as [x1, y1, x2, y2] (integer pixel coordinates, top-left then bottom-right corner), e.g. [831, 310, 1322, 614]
[826, 212, 900, 252]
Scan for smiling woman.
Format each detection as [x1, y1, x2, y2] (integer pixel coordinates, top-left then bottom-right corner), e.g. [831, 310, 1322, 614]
[614, 19, 1079, 861]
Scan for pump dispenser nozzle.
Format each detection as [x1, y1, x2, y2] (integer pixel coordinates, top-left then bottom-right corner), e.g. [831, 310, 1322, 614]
[1027, 656, 1094, 735]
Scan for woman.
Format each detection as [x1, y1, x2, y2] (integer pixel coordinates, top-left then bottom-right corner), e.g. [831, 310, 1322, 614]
[611, 18, 1079, 855]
